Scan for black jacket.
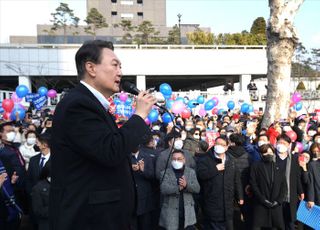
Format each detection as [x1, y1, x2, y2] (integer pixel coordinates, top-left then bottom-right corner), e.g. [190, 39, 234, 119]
[32, 179, 50, 230]
[49, 84, 151, 230]
[307, 160, 320, 205]
[196, 150, 243, 221]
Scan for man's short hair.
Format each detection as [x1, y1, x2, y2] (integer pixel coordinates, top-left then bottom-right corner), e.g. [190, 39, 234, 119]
[276, 133, 291, 144]
[75, 40, 114, 80]
[38, 133, 52, 149]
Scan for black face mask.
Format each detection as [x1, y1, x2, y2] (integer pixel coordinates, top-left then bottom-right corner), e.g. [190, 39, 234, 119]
[262, 154, 274, 163]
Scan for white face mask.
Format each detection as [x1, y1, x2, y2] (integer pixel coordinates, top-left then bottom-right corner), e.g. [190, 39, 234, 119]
[185, 126, 192, 131]
[308, 131, 317, 137]
[174, 140, 183, 150]
[258, 141, 267, 147]
[181, 134, 187, 140]
[276, 144, 288, 153]
[152, 126, 160, 131]
[27, 137, 37, 145]
[6, 132, 16, 142]
[316, 139, 320, 144]
[214, 145, 225, 155]
[201, 136, 206, 141]
[171, 160, 184, 170]
[193, 134, 200, 139]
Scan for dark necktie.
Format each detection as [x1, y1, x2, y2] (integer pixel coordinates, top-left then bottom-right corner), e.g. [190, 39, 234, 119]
[39, 157, 45, 169]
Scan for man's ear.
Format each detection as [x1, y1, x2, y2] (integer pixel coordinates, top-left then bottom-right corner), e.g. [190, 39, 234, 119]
[85, 62, 96, 78]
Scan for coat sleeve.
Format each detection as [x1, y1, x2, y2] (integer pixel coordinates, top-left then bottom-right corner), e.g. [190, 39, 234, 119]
[63, 98, 150, 167]
[185, 168, 200, 194]
[250, 164, 267, 204]
[196, 155, 219, 181]
[234, 165, 244, 200]
[306, 163, 315, 202]
[156, 151, 169, 180]
[160, 170, 180, 195]
[140, 152, 154, 179]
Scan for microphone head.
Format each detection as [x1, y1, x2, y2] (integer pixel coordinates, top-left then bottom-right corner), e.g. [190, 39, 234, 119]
[121, 81, 140, 95]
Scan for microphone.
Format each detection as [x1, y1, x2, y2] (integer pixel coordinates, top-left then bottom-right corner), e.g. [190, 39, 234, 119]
[121, 81, 167, 113]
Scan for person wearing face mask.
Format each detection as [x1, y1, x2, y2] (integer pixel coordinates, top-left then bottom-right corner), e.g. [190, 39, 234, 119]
[155, 130, 195, 180]
[19, 130, 39, 170]
[310, 143, 320, 161]
[243, 133, 270, 162]
[197, 137, 243, 230]
[200, 130, 207, 142]
[306, 144, 320, 210]
[184, 120, 195, 132]
[312, 133, 320, 145]
[183, 128, 201, 157]
[292, 119, 307, 143]
[275, 134, 304, 230]
[250, 144, 287, 230]
[159, 150, 200, 230]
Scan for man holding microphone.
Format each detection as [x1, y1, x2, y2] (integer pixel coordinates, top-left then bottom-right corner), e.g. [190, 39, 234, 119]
[49, 40, 157, 230]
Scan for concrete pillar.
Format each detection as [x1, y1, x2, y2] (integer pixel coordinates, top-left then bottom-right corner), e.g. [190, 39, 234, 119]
[136, 75, 146, 91]
[18, 75, 32, 92]
[239, 74, 251, 92]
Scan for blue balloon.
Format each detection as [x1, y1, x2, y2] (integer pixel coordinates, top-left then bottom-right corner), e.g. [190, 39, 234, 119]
[176, 97, 184, 103]
[163, 94, 171, 100]
[38, 86, 48, 97]
[125, 98, 132, 105]
[166, 99, 174, 109]
[218, 109, 225, 115]
[227, 101, 235, 110]
[159, 83, 172, 96]
[188, 99, 197, 109]
[204, 100, 215, 111]
[10, 107, 26, 121]
[114, 98, 121, 105]
[241, 103, 249, 113]
[197, 95, 205, 104]
[295, 102, 303, 111]
[148, 109, 159, 123]
[162, 113, 172, 124]
[15, 85, 29, 98]
[248, 105, 254, 113]
[183, 97, 189, 104]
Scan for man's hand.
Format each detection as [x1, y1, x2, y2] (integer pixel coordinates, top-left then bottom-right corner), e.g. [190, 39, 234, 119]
[11, 171, 19, 184]
[134, 91, 157, 120]
[138, 160, 144, 172]
[263, 200, 273, 208]
[299, 193, 305, 201]
[238, 200, 244, 205]
[307, 201, 314, 209]
[179, 176, 187, 190]
[0, 173, 8, 188]
[132, 164, 140, 172]
[216, 163, 225, 171]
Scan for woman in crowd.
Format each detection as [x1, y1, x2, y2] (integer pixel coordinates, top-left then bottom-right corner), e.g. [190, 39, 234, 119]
[19, 130, 38, 169]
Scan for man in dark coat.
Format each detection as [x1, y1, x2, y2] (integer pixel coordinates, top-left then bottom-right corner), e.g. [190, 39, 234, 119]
[49, 40, 157, 230]
[197, 136, 243, 230]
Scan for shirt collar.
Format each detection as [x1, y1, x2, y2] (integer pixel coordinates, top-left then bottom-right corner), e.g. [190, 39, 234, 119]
[41, 152, 50, 160]
[80, 81, 110, 111]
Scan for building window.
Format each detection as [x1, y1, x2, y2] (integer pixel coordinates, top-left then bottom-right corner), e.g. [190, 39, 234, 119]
[137, 12, 143, 17]
[111, 0, 117, 3]
[121, 1, 133, 5]
[111, 11, 117, 16]
[137, 0, 143, 3]
[121, 13, 134, 19]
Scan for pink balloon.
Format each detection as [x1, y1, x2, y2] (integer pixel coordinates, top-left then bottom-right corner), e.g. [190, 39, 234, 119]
[295, 142, 303, 153]
[144, 118, 150, 125]
[199, 108, 206, 117]
[292, 92, 302, 103]
[212, 96, 219, 106]
[47, 89, 57, 98]
[11, 92, 22, 104]
[119, 92, 128, 102]
[171, 101, 185, 115]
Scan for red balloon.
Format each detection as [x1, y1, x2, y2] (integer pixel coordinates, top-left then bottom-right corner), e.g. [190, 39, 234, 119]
[211, 108, 218, 115]
[286, 130, 297, 142]
[3, 111, 11, 120]
[2, 99, 14, 112]
[289, 100, 295, 107]
[181, 108, 191, 119]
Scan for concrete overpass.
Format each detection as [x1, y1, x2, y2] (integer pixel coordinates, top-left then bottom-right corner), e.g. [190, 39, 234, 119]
[0, 44, 267, 92]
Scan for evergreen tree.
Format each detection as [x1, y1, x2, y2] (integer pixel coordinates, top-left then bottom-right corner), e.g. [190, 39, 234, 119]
[167, 25, 180, 44]
[250, 17, 267, 35]
[187, 28, 214, 45]
[84, 8, 108, 40]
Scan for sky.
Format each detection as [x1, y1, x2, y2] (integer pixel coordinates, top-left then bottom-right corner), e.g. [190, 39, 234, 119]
[0, 0, 319, 49]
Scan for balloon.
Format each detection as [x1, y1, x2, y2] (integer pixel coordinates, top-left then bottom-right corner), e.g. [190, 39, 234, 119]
[10, 107, 26, 121]
[199, 108, 206, 117]
[119, 92, 128, 102]
[148, 109, 159, 123]
[289, 100, 295, 107]
[292, 92, 302, 103]
[114, 98, 121, 105]
[295, 142, 304, 153]
[181, 108, 191, 119]
[163, 94, 171, 100]
[204, 100, 215, 111]
[144, 118, 150, 125]
[218, 109, 225, 115]
[47, 89, 57, 98]
[197, 95, 205, 104]
[11, 92, 22, 104]
[176, 97, 184, 103]
[294, 102, 303, 111]
[188, 99, 197, 109]
[38, 86, 48, 97]
[125, 98, 132, 105]
[171, 101, 185, 115]
[212, 96, 219, 106]
[162, 113, 172, 124]
[211, 108, 218, 115]
[286, 130, 297, 142]
[3, 111, 11, 120]
[183, 97, 189, 104]
[227, 100, 235, 110]
[248, 105, 254, 113]
[15, 85, 29, 98]
[166, 99, 174, 109]
[241, 103, 249, 113]
[2, 99, 14, 112]
[159, 83, 172, 96]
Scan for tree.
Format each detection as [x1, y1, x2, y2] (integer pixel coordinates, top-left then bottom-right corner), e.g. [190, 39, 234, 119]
[250, 17, 267, 35]
[84, 8, 108, 40]
[49, 2, 80, 43]
[167, 25, 180, 44]
[134, 21, 161, 44]
[187, 28, 214, 45]
[296, 81, 306, 91]
[311, 48, 320, 73]
[113, 20, 136, 44]
[261, 0, 305, 128]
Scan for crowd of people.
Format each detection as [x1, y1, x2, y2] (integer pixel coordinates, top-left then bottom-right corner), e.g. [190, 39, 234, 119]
[0, 105, 320, 230]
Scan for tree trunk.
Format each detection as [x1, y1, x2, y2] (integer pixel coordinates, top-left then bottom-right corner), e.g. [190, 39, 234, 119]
[262, 0, 304, 128]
